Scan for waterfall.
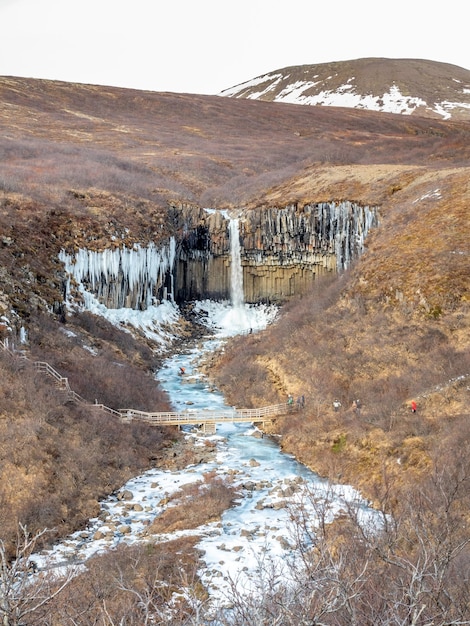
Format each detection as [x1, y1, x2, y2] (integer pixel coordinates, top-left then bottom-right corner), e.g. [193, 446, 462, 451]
[213, 210, 255, 334]
[228, 217, 244, 309]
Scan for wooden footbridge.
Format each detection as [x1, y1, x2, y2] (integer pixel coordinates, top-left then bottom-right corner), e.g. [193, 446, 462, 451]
[118, 403, 298, 433]
[1, 340, 299, 434]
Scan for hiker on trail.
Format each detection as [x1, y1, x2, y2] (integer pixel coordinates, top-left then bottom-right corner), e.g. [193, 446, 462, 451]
[288, 394, 293, 406]
[353, 399, 361, 415]
[333, 400, 341, 412]
[411, 400, 417, 413]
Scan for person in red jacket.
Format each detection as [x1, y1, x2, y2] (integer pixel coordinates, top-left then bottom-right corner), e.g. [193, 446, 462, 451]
[411, 400, 417, 413]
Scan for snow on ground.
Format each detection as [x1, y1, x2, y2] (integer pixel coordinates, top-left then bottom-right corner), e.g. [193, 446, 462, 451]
[32, 313, 382, 612]
[64, 290, 277, 349]
[273, 82, 427, 114]
[193, 299, 278, 337]
[221, 71, 470, 119]
[59, 243, 180, 350]
[412, 188, 442, 203]
[80, 291, 181, 347]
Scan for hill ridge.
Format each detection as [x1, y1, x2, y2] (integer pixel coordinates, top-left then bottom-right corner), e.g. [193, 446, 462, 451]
[221, 57, 470, 120]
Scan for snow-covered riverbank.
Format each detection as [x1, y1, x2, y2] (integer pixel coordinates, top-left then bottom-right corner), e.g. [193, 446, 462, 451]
[33, 300, 381, 612]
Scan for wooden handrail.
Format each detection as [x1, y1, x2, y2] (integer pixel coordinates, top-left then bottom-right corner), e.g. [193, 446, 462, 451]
[118, 402, 298, 425]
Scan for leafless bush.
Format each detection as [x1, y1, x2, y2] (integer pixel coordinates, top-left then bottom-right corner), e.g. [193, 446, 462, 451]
[42, 537, 207, 625]
[27, 312, 170, 412]
[0, 345, 176, 556]
[3, 443, 467, 625]
[0, 524, 78, 625]
[149, 474, 238, 533]
[211, 462, 470, 625]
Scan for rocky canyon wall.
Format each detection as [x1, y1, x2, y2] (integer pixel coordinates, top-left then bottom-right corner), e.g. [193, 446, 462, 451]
[59, 202, 378, 310]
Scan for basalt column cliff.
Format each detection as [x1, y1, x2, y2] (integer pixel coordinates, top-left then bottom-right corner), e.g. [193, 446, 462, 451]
[172, 202, 378, 304]
[59, 201, 378, 312]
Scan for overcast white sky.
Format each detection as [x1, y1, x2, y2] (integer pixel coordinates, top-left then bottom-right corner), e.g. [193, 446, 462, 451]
[0, 0, 468, 95]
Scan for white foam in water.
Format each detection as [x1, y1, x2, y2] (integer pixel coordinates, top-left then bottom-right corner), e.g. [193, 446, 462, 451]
[194, 212, 278, 336]
[193, 299, 278, 337]
[44, 211, 386, 615]
[39, 233, 381, 614]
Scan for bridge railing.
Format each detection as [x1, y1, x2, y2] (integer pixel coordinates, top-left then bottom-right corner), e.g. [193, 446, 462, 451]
[118, 409, 238, 423]
[118, 402, 297, 424]
[235, 403, 297, 418]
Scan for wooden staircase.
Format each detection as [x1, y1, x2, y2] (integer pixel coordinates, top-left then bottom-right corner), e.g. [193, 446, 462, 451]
[1, 339, 299, 432]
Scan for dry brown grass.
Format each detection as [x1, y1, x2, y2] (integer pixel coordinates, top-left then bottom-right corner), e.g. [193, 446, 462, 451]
[0, 75, 468, 323]
[209, 262, 470, 504]
[149, 472, 239, 533]
[43, 536, 206, 624]
[0, 338, 181, 557]
[1, 77, 469, 213]
[350, 169, 470, 310]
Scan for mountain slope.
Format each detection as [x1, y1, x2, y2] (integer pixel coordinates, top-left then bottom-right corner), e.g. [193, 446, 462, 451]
[0, 74, 468, 616]
[0, 74, 469, 320]
[220, 57, 470, 120]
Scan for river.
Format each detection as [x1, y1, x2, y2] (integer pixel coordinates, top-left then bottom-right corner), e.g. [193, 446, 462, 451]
[33, 300, 379, 612]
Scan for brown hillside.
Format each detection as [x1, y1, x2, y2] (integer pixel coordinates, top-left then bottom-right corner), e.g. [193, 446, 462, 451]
[0, 75, 468, 563]
[1, 75, 469, 210]
[0, 76, 468, 324]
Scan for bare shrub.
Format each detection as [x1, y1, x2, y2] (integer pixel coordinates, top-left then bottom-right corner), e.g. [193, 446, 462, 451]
[27, 312, 171, 413]
[0, 345, 177, 556]
[149, 474, 238, 533]
[214, 462, 470, 626]
[0, 525, 76, 625]
[7, 460, 467, 625]
[44, 537, 206, 625]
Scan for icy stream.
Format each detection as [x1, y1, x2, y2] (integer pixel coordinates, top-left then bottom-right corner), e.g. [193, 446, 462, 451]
[156, 311, 381, 606]
[33, 301, 380, 609]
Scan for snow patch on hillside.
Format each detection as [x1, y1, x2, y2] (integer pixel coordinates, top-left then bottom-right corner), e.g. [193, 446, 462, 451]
[276, 83, 427, 115]
[221, 72, 470, 119]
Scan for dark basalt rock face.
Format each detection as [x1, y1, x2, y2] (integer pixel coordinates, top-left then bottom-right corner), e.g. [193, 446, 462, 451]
[172, 202, 378, 304]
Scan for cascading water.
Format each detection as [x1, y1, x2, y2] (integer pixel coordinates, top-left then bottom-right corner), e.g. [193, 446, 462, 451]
[176, 201, 379, 304]
[190, 210, 280, 334]
[40, 215, 383, 617]
[216, 211, 252, 332]
[31, 328, 382, 615]
[228, 216, 244, 310]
